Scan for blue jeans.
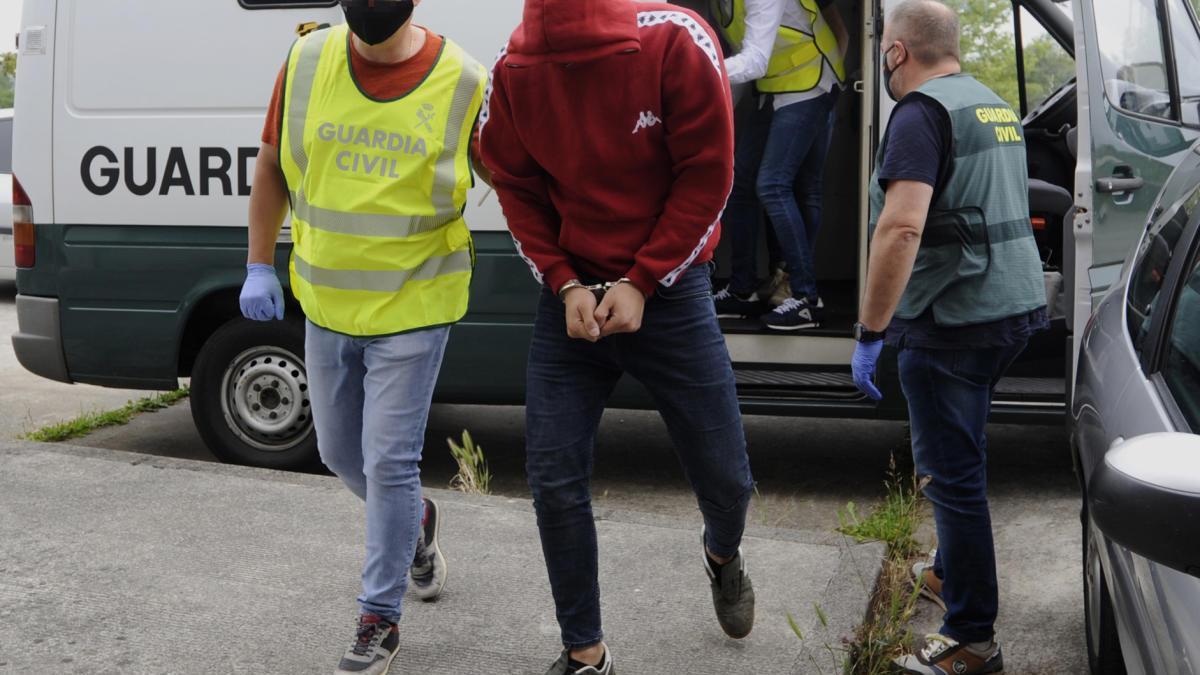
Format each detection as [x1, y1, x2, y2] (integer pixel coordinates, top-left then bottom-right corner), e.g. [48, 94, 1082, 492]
[525, 266, 755, 649]
[726, 92, 838, 300]
[305, 321, 450, 623]
[898, 342, 1027, 643]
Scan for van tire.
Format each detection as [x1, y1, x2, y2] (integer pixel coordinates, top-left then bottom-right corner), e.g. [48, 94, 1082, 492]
[191, 318, 317, 471]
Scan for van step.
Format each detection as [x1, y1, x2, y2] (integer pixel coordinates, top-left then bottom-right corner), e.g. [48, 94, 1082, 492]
[994, 376, 1065, 398]
[735, 369, 855, 388]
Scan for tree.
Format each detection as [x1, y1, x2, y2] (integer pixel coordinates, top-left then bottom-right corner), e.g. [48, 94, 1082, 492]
[0, 52, 14, 108]
[2, 52, 15, 78]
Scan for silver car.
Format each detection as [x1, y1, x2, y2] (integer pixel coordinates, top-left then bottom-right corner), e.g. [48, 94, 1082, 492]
[1073, 142, 1200, 675]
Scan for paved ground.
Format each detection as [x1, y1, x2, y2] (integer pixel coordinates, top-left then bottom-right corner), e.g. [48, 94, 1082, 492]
[0, 281, 146, 439]
[0, 441, 882, 674]
[0, 282, 1087, 672]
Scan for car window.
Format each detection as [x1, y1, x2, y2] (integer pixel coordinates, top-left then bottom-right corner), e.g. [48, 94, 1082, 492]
[1169, 0, 1200, 126]
[1020, 7, 1075, 113]
[238, 0, 337, 7]
[949, 0, 1020, 111]
[0, 118, 11, 174]
[1127, 182, 1200, 353]
[1094, 0, 1177, 121]
[1161, 250, 1200, 429]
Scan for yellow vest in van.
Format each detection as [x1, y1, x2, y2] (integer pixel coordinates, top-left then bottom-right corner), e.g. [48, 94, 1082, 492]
[710, 0, 846, 94]
[279, 25, 487, 337]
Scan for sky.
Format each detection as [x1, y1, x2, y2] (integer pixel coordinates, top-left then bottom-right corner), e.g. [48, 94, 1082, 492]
[1, 1, 20, 55]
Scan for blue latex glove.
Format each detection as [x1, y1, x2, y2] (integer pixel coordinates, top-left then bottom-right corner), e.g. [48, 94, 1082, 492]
[239, 263, 285, 321]
[851, 339, 885, 401]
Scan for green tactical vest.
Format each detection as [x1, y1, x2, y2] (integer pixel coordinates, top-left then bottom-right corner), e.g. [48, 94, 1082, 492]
[868, 74, 1046, 327]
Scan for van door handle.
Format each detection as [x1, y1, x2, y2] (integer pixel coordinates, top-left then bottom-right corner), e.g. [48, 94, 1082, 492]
[1096, 177, 1145, 193]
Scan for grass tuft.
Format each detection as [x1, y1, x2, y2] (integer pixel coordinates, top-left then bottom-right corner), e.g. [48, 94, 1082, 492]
[447, 430, 491, 496]
[23, 388, 191, 443]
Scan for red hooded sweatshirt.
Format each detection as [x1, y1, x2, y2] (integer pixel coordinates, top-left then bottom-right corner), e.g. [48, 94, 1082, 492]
[479, 0, 734, 297]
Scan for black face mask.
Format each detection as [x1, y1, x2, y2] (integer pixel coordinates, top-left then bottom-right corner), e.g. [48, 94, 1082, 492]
[882, 45, 901, 101]
[342, 0, 415, 46]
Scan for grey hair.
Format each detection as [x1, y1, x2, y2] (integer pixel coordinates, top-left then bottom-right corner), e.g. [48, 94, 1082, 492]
[888, 0, 961, 65]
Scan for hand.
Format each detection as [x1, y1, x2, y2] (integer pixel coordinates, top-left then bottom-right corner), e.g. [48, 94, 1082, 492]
[563, 287, 601, 341]
[240, 263, 285, 321]
[851, 339, 885, 401]
[595, 282, 646, 338]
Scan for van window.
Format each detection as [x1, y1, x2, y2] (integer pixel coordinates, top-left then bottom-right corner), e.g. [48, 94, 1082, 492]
[1020, 6, 1075, 112]
[1094, 0, 1176, 121]
[1126, 183, 1200, 355]
[0, 118, 11, 174]
[1168, 0, 1200, 126]
[1161, 251, 1200, 429]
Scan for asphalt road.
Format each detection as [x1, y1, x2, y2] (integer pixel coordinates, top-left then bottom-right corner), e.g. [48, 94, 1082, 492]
[0, 280, 1087, 672]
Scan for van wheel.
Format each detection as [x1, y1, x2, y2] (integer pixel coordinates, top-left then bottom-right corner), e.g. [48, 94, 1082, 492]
[1083, 509, 1127, 675]
[191, 318, 317, 471]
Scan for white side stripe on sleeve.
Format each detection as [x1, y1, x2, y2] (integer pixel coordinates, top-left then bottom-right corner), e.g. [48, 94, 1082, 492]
[635, 10, 723, 76]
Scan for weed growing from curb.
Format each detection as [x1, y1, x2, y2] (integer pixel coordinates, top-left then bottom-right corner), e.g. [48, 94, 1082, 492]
[22, 388, 191, 443]
[448, 430, 491, 496]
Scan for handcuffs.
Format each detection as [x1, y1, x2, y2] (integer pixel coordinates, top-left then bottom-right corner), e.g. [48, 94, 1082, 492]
[558, 278, 638, 303]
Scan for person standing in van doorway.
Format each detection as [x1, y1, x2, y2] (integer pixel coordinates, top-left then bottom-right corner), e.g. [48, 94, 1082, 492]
[238, 1, 488, 673]
[480, 1, 756, 673]
[851, 2, 1048, 673]
[709, 0, 849, 330]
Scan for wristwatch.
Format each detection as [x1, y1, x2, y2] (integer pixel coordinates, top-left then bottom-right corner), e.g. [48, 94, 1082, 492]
[853, 322, 887, 343]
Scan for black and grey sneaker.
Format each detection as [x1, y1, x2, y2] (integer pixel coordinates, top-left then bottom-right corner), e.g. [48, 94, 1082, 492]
[544, 645, 615, 675]
[702, 530, 755, 639]
[409, 497, 447, 602]
[761, 296, 821, 331]
[713, 285, 766, 319]
[335, 614, 399, 675]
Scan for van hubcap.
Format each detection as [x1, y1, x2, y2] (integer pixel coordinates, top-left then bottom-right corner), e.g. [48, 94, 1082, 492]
[221, 346, 312, 452]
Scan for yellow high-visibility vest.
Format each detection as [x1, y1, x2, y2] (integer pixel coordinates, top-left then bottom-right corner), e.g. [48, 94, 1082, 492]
[711, 0, 846, 94]
[279, 24, 487, 337]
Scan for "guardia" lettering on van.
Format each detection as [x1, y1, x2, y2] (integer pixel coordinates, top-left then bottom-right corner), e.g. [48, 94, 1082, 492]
[80, 146, 260, 197]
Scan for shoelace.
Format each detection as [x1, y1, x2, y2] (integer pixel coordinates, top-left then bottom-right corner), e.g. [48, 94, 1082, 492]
[920, 633, 959, 661]
[351, 618, 389, 657]
[773, 297, 805, 314]
[713, 286, 733, 301]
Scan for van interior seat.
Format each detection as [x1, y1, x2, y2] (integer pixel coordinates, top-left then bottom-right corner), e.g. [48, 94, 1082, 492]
[1029, 178, 1073, 219]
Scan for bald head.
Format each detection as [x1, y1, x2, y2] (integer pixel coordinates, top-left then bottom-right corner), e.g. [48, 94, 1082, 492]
[887, 0, 960, 66]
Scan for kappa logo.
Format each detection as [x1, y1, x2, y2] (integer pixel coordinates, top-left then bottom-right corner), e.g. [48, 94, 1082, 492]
[632, 110, 663, 134]
[416, 103, 436, 133]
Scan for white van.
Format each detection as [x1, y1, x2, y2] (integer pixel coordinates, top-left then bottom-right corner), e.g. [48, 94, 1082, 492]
[12, 0, 1196, 469]
[1, 108, 13, 281]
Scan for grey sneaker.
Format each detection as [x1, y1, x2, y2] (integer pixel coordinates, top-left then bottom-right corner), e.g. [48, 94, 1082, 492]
[893, 633, 1004, 674]
[702, 530, 755, 639]
[334, 614, 399, 675]
[544, 644, 615, 675]
[409, 497, 447, 601]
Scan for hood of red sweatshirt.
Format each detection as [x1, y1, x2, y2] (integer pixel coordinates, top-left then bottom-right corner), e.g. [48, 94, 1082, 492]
[506, 0, 642, 66]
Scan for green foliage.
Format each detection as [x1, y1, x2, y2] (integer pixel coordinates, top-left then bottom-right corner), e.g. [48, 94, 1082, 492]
[1, 52, 14, 108]
[837, 465, 929, 559]
[23, 388, 191, 443]
[942, 0, 1074, 113]
[447, 430, 491, 496]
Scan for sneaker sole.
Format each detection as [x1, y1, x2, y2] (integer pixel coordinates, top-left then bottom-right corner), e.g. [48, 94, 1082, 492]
[763, 322, 820, 331]
[335, 646, 399, 675]
[411, 499, 447, 602]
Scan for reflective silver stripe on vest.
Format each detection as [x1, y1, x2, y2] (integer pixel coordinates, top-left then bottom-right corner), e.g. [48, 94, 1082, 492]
[430, 60, 485, 214]
[287, 29, 333, 176]
[293, 249, 472, 293]
[291, 192, 457, 238]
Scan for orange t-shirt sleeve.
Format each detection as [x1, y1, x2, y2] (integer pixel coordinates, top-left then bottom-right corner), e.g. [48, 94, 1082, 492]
[261, 64, 286, 148]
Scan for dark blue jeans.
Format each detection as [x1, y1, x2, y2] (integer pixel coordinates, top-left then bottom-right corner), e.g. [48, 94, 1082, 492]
[898, 342, 1027, 644]
[525, 265, 755, 649]
[725, 91, 838, 300]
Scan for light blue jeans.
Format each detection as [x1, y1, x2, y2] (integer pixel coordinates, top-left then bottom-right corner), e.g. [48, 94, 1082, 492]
[305, 320, 450, 622]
